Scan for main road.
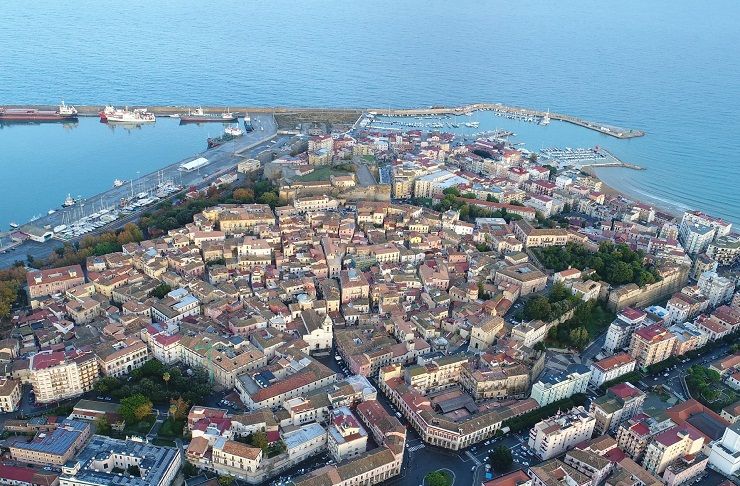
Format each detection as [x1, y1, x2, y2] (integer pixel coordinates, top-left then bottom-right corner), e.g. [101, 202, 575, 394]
[0, 114, 280, 269]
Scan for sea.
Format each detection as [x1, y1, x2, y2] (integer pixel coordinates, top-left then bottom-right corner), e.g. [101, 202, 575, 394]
[1, 0, 739, 227]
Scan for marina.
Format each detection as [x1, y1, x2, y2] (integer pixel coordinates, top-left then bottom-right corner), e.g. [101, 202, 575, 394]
[539, 146, 644, 171]
[0, 114, 278, 258]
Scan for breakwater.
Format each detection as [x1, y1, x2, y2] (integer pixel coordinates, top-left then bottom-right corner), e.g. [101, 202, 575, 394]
[4, 103, 644, 139]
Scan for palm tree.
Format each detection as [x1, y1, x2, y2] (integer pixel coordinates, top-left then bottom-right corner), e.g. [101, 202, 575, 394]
[162, 372, 170, 388]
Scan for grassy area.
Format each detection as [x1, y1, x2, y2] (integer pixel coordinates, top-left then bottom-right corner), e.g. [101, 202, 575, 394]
[362, 155, 376, 163]
[582, 305, 615, 337]
[295, 166, 352, 182]
[123, 416, 155, 437]
[424, 470, 453, 486]
[151, 438, 177, 448]
[158, 418, 185, 438]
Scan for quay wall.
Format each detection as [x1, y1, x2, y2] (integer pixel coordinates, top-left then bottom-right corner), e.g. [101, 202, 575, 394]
[5, 103, 645, 139]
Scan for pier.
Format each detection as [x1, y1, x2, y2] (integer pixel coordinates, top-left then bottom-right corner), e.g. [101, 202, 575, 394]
[7, 102, 645, 139]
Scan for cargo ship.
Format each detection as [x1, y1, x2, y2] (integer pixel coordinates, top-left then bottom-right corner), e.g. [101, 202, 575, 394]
[207, 125, 244, 149]
[0, 102, 78, 123]
[100, 106, 155, 124]
[180, 107, 238, 123]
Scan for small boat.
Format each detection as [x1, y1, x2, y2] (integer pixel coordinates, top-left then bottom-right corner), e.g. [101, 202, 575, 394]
[47, 209, 56, 215]
[113, 179, 127, 188]
[540, 110, 551, 126]
[243, 116, 254, 132]
[62, 194, 76, 207]
[9, 222, 18, 229]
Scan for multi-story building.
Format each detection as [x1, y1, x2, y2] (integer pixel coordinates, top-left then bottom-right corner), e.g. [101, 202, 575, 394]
[0, 377, 21, 412]
[300, 309, 333, 351]
[9, 419, 91, 466]
[151, 287, 200, 324]
[94, 337, 149, 378]
[707, 235, 740, 266]
[679, 223, 715, 256]
[590, 353, 637, 387]
[604, 307, 647, 354]
[494, 263, 548, 295]
[642, 425, 704, 475]
[679, 211, 732, 254]
[530, 364, 591, 407]
[708, 421, 740, 476]
[528, 407, 596, 460]
[529, 459, 591, 486]
[404, 354, 468, 394]
[628, 323, 676, 370]
[29, 350, 99, 403]
[211, 437, 263, 477]
[617, 414, 676, 462]
[180, 334, 267, 388]
[26, 264, 85, 299]
[589, 382, 646, 434]
[339, 268, 369, 304]
[564, 448, 614, 486]
[697, 271, 735, 307]
[60, 434, 181, 486]
[327, 406, 368, 462]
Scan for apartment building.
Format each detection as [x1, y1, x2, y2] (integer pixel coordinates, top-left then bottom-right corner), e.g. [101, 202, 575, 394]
[589, 353, 637, 387]
[494, 263, 548, 295]
[404, 354, 468, 394]
[211, 437, 263, 476]
[94, 337, 149, 378]
[528, 407, 596, 460]
[0, 377, 21, 412]
[604, 307, 647, 354]
[151, 287, 201, 324]
[589, 382, 646, 434]
[530, 364, 591, 407]
[29, 350, 99, 403]
[327, 406, 368, 462]
[628, 323, 676, 370]
[642, 426, 704, 474]
[180, 334, 267, 388]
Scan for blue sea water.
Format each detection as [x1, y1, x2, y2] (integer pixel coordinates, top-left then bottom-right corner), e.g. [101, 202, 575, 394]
[1, 0, 739, 225]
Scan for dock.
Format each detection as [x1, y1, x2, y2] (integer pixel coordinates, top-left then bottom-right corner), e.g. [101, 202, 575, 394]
[6, 103, 645, 139]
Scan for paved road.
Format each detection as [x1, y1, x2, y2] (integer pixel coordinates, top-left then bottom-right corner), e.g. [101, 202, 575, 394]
[354, 162, 377, 186]
[0, 114, 278, 269]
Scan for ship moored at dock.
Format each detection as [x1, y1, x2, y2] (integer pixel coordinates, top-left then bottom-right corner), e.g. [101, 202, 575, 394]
[100, 106, 156, 124]
[0, 102, 78, 123]
[179, 107, 238, 123]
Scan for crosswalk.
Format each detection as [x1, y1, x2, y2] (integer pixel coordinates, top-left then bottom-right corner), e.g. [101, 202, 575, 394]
[408, 443, 426, 453]
[465, 450, 482, 466]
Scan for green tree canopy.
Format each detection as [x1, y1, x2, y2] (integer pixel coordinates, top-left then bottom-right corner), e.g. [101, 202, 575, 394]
[490, 445, 513, 472]
[119, 394, 153, 423]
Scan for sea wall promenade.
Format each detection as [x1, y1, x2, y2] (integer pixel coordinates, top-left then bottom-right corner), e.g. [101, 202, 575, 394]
[7, 102, 644, 139]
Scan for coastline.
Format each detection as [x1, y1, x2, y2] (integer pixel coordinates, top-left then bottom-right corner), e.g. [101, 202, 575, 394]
[584, 166, 686, 219]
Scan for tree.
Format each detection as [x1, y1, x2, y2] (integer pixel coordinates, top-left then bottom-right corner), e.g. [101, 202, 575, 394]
[119, 394, 153, 423]
[250, 430, 269, 451]
[490, 445, 513, 472]
[569, 326, 590, 349]
[150, 283, 172, 299]
[233, 187, 254, 202]
[218, 476, 235, 486]
[162, 372, 170, 388]
[94, 376, 121, 395]
[169, 397, 190, 421]
[94, 416, 111, 435]
[425, 471, 452, 486]
[523, 296, 552, 321]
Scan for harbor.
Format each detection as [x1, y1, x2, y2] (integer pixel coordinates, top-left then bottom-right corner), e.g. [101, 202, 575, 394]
[0, 114, 279, 262]
[539, 146, 644, 171]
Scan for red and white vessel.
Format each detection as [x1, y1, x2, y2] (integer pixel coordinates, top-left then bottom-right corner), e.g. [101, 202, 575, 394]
[99, 106, 156, 124]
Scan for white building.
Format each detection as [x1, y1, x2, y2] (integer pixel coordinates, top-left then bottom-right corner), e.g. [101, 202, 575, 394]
[678, 223, 715, 256]
[300, 309, 333, 352]
[327, 406, 368, 462]
[708, 421, 740, 476]
[697, 271, 735, 307]
[529, 407, 596, 460]
[531, 364, 591, 407]
[413, 170, 466, 199]
[603, 307, 647, 354]
[589, 352, 637, 387]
